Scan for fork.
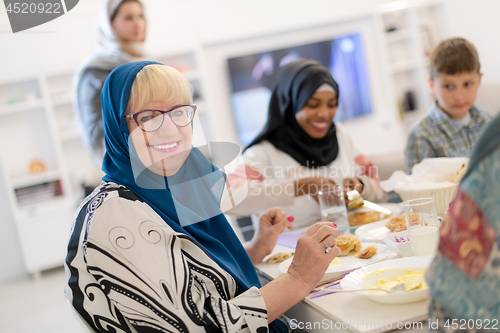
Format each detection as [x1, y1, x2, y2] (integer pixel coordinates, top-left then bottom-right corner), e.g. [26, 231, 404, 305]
[310, 277, 344, 293]
[312, 279, 423, 298]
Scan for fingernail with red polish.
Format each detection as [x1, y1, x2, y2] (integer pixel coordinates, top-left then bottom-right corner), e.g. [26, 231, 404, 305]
[287, 216, 295, 222]
[332, 222, 337, 227]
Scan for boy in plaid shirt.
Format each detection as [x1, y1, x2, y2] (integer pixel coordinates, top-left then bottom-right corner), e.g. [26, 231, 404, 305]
[404, 38, 491, 173]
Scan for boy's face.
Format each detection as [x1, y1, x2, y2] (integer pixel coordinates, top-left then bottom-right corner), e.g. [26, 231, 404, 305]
[429, 71, 482, 120]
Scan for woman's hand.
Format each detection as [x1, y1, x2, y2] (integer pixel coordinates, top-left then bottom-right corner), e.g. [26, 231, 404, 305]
[286, 222, 341, 289]
[294, 177, 337, 202]
[245, 207, 292, 265]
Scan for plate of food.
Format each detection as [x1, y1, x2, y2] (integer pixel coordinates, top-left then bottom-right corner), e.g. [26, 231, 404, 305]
[348, 203, 403, 230]
[340, 256, 433, 304]
[279, 235, 390, 275]
[354, 214, 404, 242]
[355, 214, 442, 242]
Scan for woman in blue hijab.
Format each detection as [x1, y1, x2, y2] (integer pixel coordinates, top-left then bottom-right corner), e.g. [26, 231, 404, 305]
[65, 61, 340, 333]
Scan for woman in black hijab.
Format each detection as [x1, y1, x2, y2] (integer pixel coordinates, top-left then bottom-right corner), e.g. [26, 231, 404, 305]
[226, 59, 386, 229]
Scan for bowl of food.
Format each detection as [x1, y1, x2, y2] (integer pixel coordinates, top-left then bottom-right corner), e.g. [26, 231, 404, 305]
[382, 230, 412, 257]
[394, 185, 457, 217]
[340, 256, 434, 304]
[394, 161, 467, 216]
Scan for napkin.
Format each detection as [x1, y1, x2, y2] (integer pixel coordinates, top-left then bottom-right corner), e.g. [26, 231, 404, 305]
[276, 233, 302, 249]
[380, 157, 469, 192]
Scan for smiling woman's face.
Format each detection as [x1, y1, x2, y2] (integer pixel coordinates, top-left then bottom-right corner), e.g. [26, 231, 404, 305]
[126, 99, 192, 177]
[295, 90, 337, 139]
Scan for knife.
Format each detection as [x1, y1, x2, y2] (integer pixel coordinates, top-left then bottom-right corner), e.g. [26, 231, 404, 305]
[361, 200, 393, 217]
[346, 190, 393, 217]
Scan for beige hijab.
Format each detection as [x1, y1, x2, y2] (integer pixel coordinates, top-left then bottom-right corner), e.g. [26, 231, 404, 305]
[97, 0, 145, 59]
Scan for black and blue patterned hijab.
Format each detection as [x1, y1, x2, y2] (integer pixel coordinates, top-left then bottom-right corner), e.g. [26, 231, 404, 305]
[246, 59, 340, 168]
[100, 61, 287, 333]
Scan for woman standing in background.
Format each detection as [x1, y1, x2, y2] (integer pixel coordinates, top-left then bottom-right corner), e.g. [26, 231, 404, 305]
[73, 0, 147, 166]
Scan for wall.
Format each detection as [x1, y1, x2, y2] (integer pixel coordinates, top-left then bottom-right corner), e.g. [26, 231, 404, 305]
[438, 0, 500, 116]
[439, 0, 500, 85]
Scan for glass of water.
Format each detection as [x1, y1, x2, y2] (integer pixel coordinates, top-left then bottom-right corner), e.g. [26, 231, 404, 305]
[404, 198, 439, 256]
[318, 185, 349, 234]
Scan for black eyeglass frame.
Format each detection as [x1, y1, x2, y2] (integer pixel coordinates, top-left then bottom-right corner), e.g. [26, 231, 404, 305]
[125, 104, 197, 132]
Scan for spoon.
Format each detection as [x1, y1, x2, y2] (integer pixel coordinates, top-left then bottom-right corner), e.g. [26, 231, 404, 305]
[312, 278, 423, 297]
[391, 278, 423, 292]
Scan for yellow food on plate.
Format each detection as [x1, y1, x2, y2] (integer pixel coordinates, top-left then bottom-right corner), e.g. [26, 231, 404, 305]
[349, 211, 380, 226]
[385, 212, 420, 232]
[448, 163, 467, 183]
[356, 245, 378, 259]
[337, 234, 362, 256]
[266, 252, 294, 264]
[393, 224, 407, 233]
[364, 268, 428, 294]
[347, 194, 364, 209]
[330, 257, 342, 266]
[385, 214, 405, 231]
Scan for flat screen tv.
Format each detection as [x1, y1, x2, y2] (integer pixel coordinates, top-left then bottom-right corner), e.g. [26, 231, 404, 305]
[227, 32, 372, 146]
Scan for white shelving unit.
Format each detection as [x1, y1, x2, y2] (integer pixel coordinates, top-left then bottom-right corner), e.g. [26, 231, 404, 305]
[0, 73, 77, 275]
[0, 50, 213, 276]
[374, 0, 441, 128]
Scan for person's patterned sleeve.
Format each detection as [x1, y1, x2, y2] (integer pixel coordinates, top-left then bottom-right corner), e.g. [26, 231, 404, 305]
[80, 195, 269, 333]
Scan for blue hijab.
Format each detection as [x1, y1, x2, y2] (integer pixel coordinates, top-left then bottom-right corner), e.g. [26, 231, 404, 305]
[100, 61, 286, 332]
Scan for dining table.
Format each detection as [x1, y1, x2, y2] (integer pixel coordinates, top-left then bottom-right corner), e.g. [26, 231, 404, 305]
[254, 203, 433, 333]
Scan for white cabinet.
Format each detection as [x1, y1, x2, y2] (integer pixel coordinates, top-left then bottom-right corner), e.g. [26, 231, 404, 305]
[17, 206, 75, 273]
[374, 0, 442, 129]
[0, 75, 75, 273]
[0, 72, 99, 275]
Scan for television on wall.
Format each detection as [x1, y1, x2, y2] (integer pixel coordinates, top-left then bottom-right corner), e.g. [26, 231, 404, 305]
[227, 32, 373, 146]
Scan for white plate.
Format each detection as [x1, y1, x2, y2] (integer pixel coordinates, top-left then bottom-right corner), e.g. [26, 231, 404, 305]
[278, 242, 390, 275]
[355, 218, 395, 242]
[348, 203, 403, 231]
[340, 256, 434, 304]
[355, 215, 444, 242]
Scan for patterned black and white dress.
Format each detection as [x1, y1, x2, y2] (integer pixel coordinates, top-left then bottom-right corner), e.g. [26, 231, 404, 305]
[65, 182, 270, 333]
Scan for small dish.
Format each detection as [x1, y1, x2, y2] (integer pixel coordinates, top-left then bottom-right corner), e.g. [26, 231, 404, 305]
[382, 230, 412, 257]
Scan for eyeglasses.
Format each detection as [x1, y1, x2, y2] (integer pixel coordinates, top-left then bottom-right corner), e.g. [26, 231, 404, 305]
[125, 105, 197, 132]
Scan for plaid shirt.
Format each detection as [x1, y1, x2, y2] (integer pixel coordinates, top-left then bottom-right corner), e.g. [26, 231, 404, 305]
[404, 104, 491, 173]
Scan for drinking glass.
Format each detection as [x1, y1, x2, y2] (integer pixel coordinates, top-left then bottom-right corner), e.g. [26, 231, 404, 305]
[404, 198, 439, 256]
[318, 185, 349, 234]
